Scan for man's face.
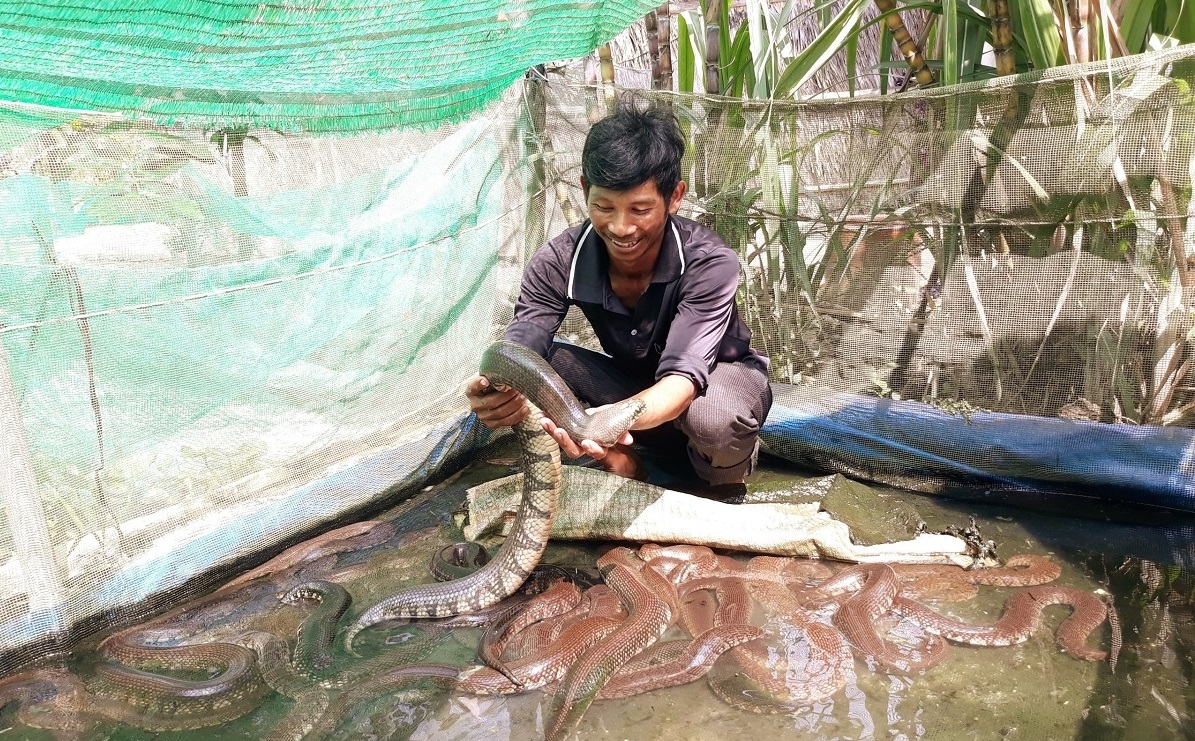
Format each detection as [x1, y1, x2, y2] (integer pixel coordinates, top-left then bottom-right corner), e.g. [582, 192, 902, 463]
[583, 178, 686, 269]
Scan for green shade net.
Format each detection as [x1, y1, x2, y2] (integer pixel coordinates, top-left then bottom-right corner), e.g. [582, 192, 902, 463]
[0, 105, 525, 672]
[0, 0, 657, 132]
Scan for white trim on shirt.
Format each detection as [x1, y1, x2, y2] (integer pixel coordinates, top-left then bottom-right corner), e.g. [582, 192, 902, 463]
[567, 223, 594, 300]
[672, 220, 685, 275]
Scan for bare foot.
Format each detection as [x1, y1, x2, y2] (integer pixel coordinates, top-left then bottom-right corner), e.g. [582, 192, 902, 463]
[597, 445, 647, 481]
[699, 481, 747, 500]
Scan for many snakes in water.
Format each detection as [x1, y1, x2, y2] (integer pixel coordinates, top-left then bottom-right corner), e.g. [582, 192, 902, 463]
[276, 540, 1109, 738]
[343, 340, 644, 650]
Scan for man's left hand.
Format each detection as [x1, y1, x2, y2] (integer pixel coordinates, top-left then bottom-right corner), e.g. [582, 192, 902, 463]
[540, 416, 633, 460]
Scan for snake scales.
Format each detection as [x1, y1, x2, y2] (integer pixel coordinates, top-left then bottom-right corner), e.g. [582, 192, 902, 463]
[344, 340, 644, 648]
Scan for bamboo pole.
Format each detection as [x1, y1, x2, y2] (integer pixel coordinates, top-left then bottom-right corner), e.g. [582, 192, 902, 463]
[872, 0, 937, 87]
[988, 0, 1017, 75]
[645, 10, 662, 88]
[704, 21, 721, 94]
[597, 43, 617, 113]
[657, 3, 674, 91]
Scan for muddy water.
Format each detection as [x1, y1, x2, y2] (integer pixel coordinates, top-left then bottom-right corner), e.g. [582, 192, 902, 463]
[4, 443, 1192, 741]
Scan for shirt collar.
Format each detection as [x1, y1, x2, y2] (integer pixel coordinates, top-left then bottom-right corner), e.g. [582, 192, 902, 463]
[566, 217, 686, 302]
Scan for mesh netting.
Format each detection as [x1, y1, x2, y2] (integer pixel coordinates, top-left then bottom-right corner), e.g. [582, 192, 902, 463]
[2, 39, 1194, 687]
[0, 92, 536, 673]
[539, 49, 1195, 510]
[0, 0, 659, 131]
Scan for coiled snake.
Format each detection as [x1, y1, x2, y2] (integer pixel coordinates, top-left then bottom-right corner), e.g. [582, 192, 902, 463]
[343, 340, 645, 651]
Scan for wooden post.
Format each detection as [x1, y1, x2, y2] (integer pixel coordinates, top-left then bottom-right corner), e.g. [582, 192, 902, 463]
[655, 4, 673, 91]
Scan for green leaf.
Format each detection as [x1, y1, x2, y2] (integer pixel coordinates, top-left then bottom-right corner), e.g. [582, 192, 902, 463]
[878, 19, 894, 94]
[718, 0, 733, 92]
[1168, 0, 1195, 44]
[943, 0, 959, 86]
[1119, 0, 1157, 52]
[960, 0, 988, 81]
[725, 23, 754, 96]
[677, 12, 695, 93]
[846, 28, 858, 96]
[1009, 0, 1063, 69]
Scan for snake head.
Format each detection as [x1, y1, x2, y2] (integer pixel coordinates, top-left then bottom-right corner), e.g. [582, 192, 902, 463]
[585, 398, 647, 447]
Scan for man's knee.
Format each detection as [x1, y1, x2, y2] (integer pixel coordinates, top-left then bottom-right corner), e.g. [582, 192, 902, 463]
[680, 407, 762, 450]
[679, 366, 770, 449]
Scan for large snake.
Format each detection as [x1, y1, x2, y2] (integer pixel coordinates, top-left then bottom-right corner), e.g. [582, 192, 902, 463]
[90, 632, 271, 731]
[343, 340, 644, 650]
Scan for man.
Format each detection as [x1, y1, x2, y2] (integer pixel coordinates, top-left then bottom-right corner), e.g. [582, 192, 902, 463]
[466, 103, 771, 494]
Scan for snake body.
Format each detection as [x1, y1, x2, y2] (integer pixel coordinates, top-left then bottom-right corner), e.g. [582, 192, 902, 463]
[430, 541, 491, 582]
[680, 555, 853, 709]
[91, 634, 270, 730]
[894, 554, 1062, 601]
[282, 580, 351, 675]
[819, 563, 947, 674]
[892, 585, 1109, 659]
[478, 579, 582, 674]
[0, 669, 88, 734]
[545, 547, 676, 741]
[343, 340, 643, 649]
[599, 624, 763, 699]
[224, 520, 395, 589]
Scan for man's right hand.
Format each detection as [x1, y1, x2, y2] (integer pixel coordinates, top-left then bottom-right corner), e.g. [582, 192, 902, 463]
[465, 374, 531, 430]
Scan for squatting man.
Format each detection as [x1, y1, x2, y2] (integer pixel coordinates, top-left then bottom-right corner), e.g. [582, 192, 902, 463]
[467, 102, 772, 497]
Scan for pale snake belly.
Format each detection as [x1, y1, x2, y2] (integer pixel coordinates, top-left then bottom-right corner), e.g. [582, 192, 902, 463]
[343, 340, 644, 650]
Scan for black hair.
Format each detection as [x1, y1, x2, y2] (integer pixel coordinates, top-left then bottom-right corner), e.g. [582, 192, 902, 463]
[581, 102, 685, 200]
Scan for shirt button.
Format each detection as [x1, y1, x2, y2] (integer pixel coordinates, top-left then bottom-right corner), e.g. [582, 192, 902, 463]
[630, 329, 638, 336]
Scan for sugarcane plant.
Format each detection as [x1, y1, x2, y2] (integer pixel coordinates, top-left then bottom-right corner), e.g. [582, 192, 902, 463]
[668, 0, 1195, 421]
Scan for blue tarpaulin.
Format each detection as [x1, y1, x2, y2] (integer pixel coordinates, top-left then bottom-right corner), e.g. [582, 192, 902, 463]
[761, 384, 1195, 515]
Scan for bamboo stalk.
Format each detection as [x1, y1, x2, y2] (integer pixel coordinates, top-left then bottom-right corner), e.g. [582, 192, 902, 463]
[1157, 173, 1193, 293]
[705, 23, 721, 93]
[988, 0, 1017, 75]
[657, 3, 674, 91]
[872, 0, 937, 87]
[1067, 0, 1093, 64]
[598, 43, 616, 84]
[645, 10, 662, 88]
[595, 43, 617, 114]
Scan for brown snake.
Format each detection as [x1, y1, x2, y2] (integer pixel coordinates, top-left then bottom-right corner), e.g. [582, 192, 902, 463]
[223, 520, 395, 589]
[891, 585, 1109, 659]
[815, 563, 947, 674]
[343, 341, 643, 651]
[598, 624, 763, 699]
[545, 546, 677, 741]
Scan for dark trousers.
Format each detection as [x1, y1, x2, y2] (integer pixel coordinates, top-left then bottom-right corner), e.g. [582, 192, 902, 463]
[545, 341, 772, 485]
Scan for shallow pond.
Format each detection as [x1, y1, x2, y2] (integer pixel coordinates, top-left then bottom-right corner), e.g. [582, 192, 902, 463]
[2, 441, 1192, 741]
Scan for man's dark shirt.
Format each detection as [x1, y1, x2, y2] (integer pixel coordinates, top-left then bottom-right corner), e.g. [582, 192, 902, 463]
[505, 215, 767, 395]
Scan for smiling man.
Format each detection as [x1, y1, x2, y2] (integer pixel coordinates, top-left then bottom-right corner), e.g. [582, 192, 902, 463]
[466, 102, 772, 495]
